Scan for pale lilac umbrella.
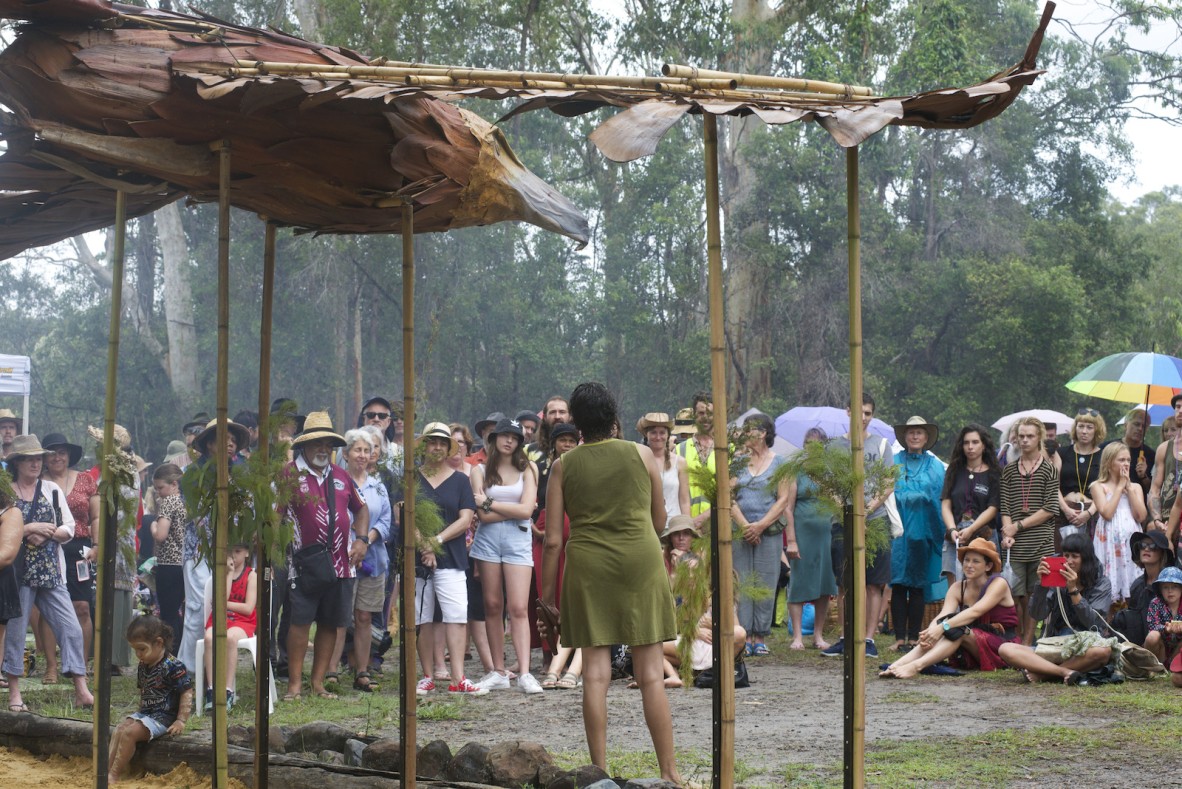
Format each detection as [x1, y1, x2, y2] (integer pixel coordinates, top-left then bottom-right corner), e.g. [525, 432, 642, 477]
[774, 406, 894, 448]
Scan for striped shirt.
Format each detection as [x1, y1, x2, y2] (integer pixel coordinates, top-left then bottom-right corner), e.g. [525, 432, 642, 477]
[1000, 457, 1060, 562]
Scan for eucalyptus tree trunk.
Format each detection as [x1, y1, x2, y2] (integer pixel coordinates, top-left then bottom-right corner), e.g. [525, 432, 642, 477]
[155, 203, 200, 411]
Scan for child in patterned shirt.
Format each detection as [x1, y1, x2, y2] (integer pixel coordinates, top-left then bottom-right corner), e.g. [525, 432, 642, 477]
[1145, 565, 1182, 688]
[108, 615, 193, 783]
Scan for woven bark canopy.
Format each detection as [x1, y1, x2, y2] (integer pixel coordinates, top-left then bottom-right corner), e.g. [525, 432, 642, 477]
[0, 0, 592, 258]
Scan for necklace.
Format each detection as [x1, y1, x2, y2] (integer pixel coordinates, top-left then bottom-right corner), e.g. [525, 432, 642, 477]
[966, 460, 987, 480]
[1074, 445, 1096, 498]
[1018, 456, 1042, 513]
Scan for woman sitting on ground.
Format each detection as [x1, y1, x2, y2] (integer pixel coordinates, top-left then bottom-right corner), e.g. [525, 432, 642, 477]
[997, 533, 1114, 684]
[879, 538, 1016, 678]
[1113, 530, 1176, 645]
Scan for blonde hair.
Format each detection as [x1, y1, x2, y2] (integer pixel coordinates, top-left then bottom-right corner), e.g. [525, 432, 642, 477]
[1095, 441, 1129, 486]
[1071, 413, 1107, 445]
[644, 425, 674, 471]
[1015, 416, 1045, 444]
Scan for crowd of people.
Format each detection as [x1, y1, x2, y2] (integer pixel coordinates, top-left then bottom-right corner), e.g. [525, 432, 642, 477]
[2, 389, 1182, 780]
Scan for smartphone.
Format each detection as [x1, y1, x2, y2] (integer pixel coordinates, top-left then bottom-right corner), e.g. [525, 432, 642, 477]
[1041, 555, 1067, 587]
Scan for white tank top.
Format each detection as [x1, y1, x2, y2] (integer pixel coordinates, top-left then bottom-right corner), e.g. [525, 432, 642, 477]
[486, 473, 525, 504]
[661, 463, 681, 517]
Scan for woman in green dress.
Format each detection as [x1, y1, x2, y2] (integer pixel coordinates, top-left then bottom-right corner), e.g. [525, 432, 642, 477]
[538, 382, 681, 785]
[784, 427, 837, 649]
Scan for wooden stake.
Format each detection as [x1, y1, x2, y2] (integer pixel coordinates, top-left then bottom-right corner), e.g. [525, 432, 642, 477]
[92, 189, 126, 789]
[399, 200, 417, 788]
[844, 145, 866, 789]
[253, 220, 276, 789]
[703, 114, 735, 789]
[212, 139, 231, 789]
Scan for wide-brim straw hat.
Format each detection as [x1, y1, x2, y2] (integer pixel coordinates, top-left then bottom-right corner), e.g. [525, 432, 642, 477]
[1130, 530, 1176, 568]
[660, 514, 698, 542]
[193, 418, 252, 454]
[132, 453, 152, 473]
[636, 412, 674, 435]
[6, 434, 50, 463]
[0, 408, 22, 430]
[290, 411, 346, 449]
[417, 421, 459, 458]
[894, 415, 939, 451]
[87, 423, 132, 451]
[957, 537, 1001, 571]
[41, 432, 83, 467]
[671, 407, 696, 436]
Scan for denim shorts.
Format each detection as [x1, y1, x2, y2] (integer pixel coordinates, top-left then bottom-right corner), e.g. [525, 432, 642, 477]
[129, 712, 169, 739]
[469, 520, 534, 567]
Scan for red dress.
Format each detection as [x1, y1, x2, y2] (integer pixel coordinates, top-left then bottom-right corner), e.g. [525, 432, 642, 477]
[948, 575, 1019, 671]
[206, 566, 256, 638]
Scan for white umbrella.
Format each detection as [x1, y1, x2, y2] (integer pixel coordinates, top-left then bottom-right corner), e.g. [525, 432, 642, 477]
[991, 409, 1074, 437]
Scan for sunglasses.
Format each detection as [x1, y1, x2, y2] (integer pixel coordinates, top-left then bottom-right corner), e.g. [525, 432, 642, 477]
[362, 411, 391, 420]
[184, 426, 203, 436]
[1076, 408, 1099, 417]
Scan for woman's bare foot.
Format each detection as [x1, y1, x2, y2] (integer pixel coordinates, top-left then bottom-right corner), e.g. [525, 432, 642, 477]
[888, 640, 906, 652]
[789, 641, 805, 650]
[663, 676, 683, 688]
[813, 639, 831, 650]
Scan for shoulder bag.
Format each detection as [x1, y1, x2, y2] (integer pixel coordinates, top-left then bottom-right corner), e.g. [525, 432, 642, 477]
[292, 468, 338, 594]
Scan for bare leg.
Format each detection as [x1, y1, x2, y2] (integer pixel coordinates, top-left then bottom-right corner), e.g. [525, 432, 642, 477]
[1145, 630, 1165, 662]
[202, 627, 214, 689]
[309, 625, 337, 694]
[580, 646, 611, 771]
[328, 627, 347, 677]
[880, 637, 960, 678]
[36, 609, 59, 682]
[469, 620, 493, 673]
[813, 596, 831, 648]
[416, 622, 436, 679]
[631, 642, 682, 785]
[478, 561, 508, 674]
[108, 718, 152, 783]
[547, 644, 574, 676]
[5, 674, 22, 710]
[787, 602, 805, 648]
[867, 584, 887, 640]
[353, 609, 373, 675]
[998, 643, 1110, 682]
[445, 622, 468, 683]
[224, 628, 245, 693]
[1015, 597, 1033, 645]
[73, 673, 93, 707]
[503, 565, 534, 676]
[285, 624, 311, 697]
[433, 629, 448, 678]
[73, 601, 93, 668]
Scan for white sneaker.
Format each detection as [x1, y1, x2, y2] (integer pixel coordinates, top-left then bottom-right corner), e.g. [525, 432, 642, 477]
[474, 670, 511, 691]
[517, 672, 544, 694]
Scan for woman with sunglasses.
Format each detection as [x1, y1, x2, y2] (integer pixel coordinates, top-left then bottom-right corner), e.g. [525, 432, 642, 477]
[1056, 410, 1105, 548]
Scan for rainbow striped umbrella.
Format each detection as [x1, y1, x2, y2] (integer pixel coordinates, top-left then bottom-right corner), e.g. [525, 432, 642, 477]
[1065, 352, 1182, 405]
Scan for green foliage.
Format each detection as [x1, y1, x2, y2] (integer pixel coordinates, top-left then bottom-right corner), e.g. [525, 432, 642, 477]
[96, 451, 140, 574]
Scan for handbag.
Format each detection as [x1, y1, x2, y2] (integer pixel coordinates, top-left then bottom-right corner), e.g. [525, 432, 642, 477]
[535, 598, 561, 652]
[292, 468, 338, 594]
[1000, 549, 1017, 590]
[693, 657, 750, 689]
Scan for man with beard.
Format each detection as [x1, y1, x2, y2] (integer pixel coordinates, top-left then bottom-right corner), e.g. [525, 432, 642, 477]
[676, 392, 716, 532]
[0, 408, 21, 462]
[283, 412, 369, 699]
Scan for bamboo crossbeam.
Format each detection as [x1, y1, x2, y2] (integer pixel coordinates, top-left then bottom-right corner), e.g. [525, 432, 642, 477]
[663, 63, 874, 97]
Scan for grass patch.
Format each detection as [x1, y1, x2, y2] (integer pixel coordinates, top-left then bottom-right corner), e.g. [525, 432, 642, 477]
[550, 746, 756, 785]
[879, 690, 940, 704]
[1054, 680, 1182, 715]
[417, 699, 465, 721]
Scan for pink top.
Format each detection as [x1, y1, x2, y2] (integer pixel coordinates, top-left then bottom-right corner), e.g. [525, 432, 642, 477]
[284, 459, 365, 578]
[66, 471, 97, 540]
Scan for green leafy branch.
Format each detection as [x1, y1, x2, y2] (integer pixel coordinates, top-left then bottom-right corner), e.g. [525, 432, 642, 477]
[96, 450, 138, 574]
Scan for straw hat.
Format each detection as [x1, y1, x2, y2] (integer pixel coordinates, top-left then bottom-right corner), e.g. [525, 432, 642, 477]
[132, 453, 152, 474]
[0, 408, 22, 430]
[41, 432, 83, 467]
[671, 407, 696, 436]
[957, 537, 1001, 571]
[192, 418, 251, 455]
[636, 412, 674, 435]
[291, 411, 346, 449]
[893, 415, 939, 451]
[87, 423, 132, 451]
[660, 514, 698, 542]
[6, 434, 50, 463]
[417, 421, 459, 458]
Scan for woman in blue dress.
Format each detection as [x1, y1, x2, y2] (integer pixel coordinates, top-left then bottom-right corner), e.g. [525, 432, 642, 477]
[889, 416, 945, 651]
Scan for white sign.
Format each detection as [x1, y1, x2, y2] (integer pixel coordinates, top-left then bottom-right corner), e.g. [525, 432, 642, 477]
[0, 354, 31, 396]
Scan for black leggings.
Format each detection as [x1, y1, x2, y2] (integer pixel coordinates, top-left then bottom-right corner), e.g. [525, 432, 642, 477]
[890, 585, 926, 642]
[155, 564, 185, 654]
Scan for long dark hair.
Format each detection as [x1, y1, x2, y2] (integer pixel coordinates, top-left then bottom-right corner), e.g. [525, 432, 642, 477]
[483, 431, 528, 489]
[569, 382, 617, 443]
[942, 424, 999, 498]
[1060, 533, 1102, 591]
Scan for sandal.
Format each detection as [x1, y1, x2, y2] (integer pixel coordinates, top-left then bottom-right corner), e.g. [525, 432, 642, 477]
[8, 703, 29, 713]
[751, 643, 770, 656]
[323, 673, 340, 693]
[282, 692, 302, 701]
[353, 672, 378, 693]
[540, 672, 559, 689]
[314, 689, 338, 699]
[556, 672, 579, 689]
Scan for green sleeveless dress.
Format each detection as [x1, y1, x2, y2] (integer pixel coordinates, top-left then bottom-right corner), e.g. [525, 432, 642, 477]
[558, 439, 676, 647]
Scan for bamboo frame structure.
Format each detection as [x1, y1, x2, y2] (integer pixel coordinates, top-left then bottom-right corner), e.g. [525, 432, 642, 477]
[92, 188, 126, 789]
[663, 64, 873, 96]
[844, 147, 866, 789]
[253, 221, 277, 789]
[702, 114, 736, 789]
[211, 139, 232, 789]
[398, 200, 417, 788]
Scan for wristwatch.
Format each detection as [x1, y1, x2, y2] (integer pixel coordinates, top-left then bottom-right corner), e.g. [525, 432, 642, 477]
[942, 621, 951, 632]
[482, 498, 494, 514]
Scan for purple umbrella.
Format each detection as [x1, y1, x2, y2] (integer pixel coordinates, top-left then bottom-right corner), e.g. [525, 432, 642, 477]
[774, 406, 895, 448]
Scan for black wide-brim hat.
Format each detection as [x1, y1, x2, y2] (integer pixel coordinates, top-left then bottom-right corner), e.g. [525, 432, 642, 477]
[1130, 530, 1176, 568]
[41, 432, 83, 467]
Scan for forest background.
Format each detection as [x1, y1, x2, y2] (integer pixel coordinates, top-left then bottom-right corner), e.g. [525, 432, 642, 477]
[3, 0, 1182, 463]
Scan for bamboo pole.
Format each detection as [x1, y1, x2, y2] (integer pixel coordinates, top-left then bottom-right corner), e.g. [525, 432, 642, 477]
[663, 63, 874, 96]
[702, 114, 735, 789]
[398, 200, 417, 788]
[211, 139, 232, 789]
[253, 220, 277, 789]
[844, 145, 866, 789]
[92, 189, 126, 789]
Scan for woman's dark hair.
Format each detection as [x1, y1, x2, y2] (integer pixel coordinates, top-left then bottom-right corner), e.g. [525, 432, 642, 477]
[483, 429, 528, 489]
[126, 614, 174, 649]
[743, 414, 776, 448]
[942, 424, 999, 499]
[1060, 533, 1101, 590]
[569, 382, 617, 442]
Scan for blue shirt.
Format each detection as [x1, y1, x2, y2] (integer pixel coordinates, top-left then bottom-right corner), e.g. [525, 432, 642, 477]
[353, 472, 392, 576]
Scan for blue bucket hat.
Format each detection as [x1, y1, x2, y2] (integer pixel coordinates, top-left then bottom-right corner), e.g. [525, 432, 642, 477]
[1153, 566, 1182, 599]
